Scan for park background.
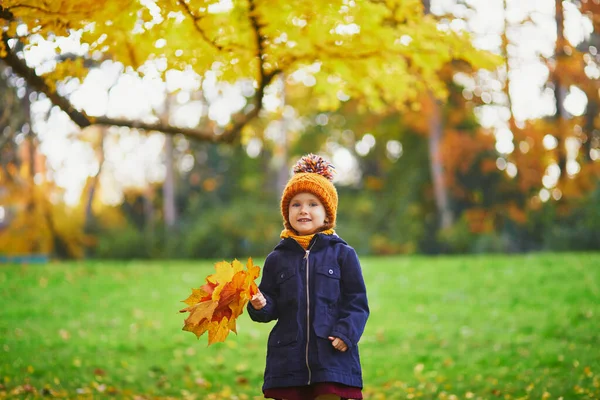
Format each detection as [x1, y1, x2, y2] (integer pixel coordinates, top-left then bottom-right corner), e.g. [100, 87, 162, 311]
[0, 0, 599, 399]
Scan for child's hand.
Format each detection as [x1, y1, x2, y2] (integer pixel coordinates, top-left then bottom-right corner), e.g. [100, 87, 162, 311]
[250, 290, 266, 310]
[328, 336, 348, 352]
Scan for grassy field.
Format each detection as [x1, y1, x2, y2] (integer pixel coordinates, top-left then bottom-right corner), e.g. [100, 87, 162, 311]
[1, 253, 599, 399]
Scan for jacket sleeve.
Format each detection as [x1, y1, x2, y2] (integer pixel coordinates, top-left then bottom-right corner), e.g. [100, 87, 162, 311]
[330, 247, 369, 349]
[246, 253, 279, 323]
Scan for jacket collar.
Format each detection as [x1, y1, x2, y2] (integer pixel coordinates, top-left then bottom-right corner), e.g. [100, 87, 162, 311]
[274, 232, 347, 252]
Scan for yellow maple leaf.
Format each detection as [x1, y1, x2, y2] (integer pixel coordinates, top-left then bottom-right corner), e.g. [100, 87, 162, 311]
[231, 258, 244, 274]
[180, 258, 261, 345]
[227, 315, 237, 334]
[208, 317, 231, 345]
[245, 257, 260, 297]
[208, 261, 237, 300]
[182, 287, 210, 307]
[207, 261, 235, 285]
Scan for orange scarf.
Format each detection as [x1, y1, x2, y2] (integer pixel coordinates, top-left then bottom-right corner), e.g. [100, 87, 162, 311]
[280, 229, 335, 250]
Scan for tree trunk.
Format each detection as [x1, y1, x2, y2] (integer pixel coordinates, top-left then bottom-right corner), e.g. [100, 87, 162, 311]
[143, 184, 155, 249]
[554, 0, 569, 182]
[427, 95, 453, 229]
[21, 89, 42, 253]
[502, 0, 516, 134]
[583, 100, 596, 163]
[83, 126, 106, 235]
[162, 95, 177, 231]
[163, 135, 176, 229]
[423, 0, 453, 230]
[275, 74, 290, 194]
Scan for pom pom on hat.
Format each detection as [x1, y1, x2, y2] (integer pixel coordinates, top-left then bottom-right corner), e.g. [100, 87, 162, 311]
[281, 153, 338, 233]
[293, 153, 336, 182]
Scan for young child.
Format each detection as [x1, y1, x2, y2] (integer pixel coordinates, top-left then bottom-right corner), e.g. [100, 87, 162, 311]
[247, 154, 370, 400]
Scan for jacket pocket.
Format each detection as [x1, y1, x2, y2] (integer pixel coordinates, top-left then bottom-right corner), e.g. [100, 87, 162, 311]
[315, 264, 341, 280]
[276, 267, 297, 284]
[314, 264, 341, 303]
[276, 267, 297, 304]
[265, 325, 298, 376]
[268, 328, 298, 347]
[315, 334, 360, 374]
[313, 304, 336, 338]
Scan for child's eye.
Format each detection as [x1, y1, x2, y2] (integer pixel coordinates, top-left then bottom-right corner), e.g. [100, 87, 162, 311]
[310, 203, 318, 207]
[291, 203, 300, 207]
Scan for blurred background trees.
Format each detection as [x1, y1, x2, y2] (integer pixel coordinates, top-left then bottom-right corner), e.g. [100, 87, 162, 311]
[0, 0, 598, 259]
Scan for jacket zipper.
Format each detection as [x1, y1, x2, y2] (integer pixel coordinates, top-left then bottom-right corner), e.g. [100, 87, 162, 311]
[303, 236, 318, 385]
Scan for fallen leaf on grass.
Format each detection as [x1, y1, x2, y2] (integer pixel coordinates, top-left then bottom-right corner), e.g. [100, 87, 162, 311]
[235, 376, 249, 385]
[180, 258, 260, 345]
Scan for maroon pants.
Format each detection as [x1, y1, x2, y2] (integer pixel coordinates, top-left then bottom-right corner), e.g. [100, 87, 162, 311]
[264, 382, 363, 400]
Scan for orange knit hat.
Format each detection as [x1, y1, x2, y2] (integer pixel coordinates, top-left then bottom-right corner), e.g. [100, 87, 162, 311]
[281, 154, 338, 232]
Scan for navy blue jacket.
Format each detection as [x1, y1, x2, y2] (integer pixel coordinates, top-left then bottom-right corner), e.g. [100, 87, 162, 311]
[247, 233, 369, 391]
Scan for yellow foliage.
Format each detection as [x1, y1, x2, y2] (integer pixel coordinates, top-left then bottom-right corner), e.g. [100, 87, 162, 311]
[180, 258, 260, 345]
[0, 180, 87, 257]
[2, 0, 500, 113]
[0, 142, 88, 258]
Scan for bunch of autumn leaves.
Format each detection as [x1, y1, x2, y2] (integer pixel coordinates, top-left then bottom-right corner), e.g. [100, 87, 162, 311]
[180, 258, 261, 345]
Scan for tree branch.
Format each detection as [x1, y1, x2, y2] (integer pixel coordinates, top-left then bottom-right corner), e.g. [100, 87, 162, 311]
[0, 32, 275, 143]
[248, 0, 268, 82]
[0, 5, 14, 20]
[2, 34, 92, 127]
[177, 0, 224, 52]
[2, 4, 63, 17]
[314, 43, 380, 60]
[247, 0, 283, 91]
[243, 0, 281, 124]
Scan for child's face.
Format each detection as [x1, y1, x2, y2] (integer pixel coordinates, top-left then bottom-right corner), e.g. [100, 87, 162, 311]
[288, 192, 327, 235]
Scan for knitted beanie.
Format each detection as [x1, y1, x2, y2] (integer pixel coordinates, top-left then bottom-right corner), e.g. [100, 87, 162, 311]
[281, 154, 338, 232]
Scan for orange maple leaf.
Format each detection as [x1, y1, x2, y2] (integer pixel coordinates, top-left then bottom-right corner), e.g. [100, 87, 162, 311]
[180, 258, 261, 345]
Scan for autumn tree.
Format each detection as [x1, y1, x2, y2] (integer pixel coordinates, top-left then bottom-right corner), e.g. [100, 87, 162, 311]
[1, 0, 497, 143]
[504, 0, 600, 203]
[0, 0, 508, 258]
[0, 84, 86, 257]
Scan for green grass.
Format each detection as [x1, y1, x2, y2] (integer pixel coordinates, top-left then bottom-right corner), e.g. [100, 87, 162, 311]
[1, 253, 599, 399]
